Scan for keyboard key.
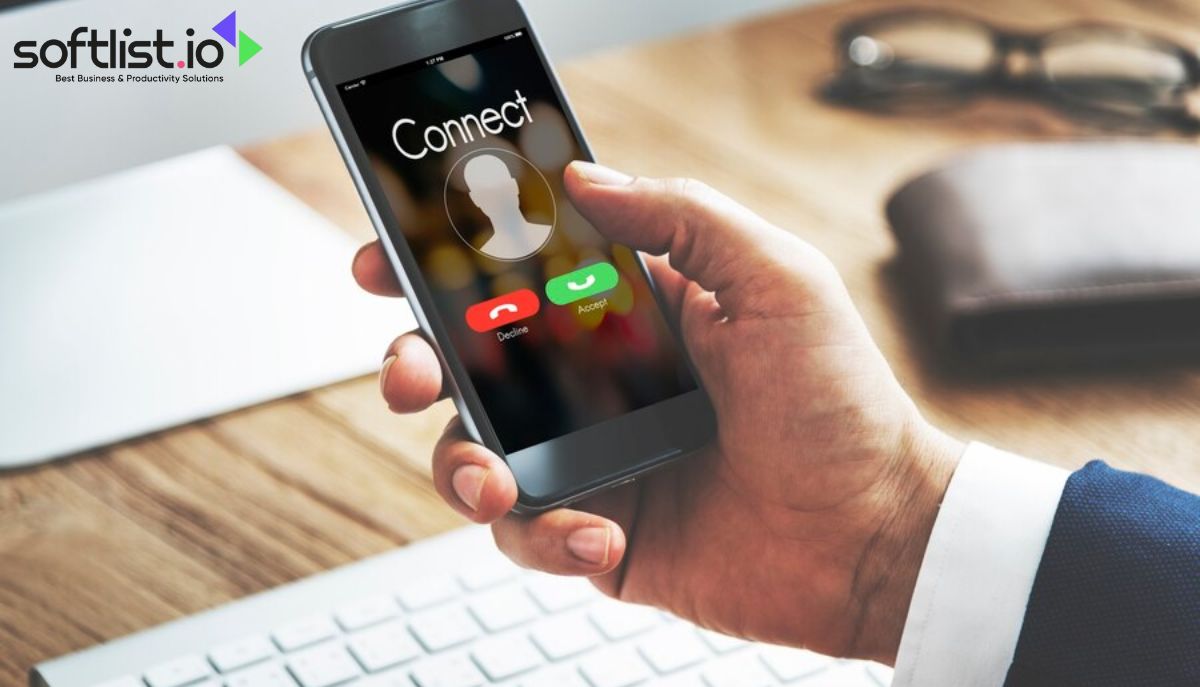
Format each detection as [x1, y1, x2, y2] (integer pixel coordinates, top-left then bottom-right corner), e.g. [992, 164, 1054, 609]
[272, 616, 339, 652]
[758, 645, 828, 681]
[467, 584, 541, 632]
[578, 646, 653, 687]
[210, 635, 276, 673]
[701, 653, 775, 687]
[144, 654, 213, 687]
[92, 677, 144, 687]
[637, 625, 709, 674]
[357, 671, 411, 687]
[335, 594, 401, 631]
[347, 620, 423, 672]
[286, 644, 361, 687]
[530, 613, 602, 660]
[471, 634, 544, 680]
[398, 577, 461, 611]
[66, 528, 897, 687]
[517, 666, 591, 687]
[588, 599, 660, 640]
[458, 556, 520, 591]
[525, 574, 595, 612]
[653, 674, 706, 687]
[409, 606, 481, 652]
[409, 654, 487, 687]
[224, 661, 297, 687]
[696, 629, 746, 655]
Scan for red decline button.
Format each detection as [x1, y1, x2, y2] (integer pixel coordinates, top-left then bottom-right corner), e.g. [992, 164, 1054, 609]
[465, 288, 541, 332]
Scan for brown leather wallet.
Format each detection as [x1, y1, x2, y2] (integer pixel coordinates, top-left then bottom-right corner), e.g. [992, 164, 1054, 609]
[886, 142, 1200, 368]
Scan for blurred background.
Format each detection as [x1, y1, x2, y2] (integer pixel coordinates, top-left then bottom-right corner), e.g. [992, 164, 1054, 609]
[4, 0, 1200, 683]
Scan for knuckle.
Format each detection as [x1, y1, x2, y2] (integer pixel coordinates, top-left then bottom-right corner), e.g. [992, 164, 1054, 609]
[490, 522, 521, 562]
[661, 176, 714, 206]
[491, 517, 552, 571]
[492, 513, 574, 572]
[678, 176, 715, 202]
[528, 516, 562, 555]
[435, 441, 473, 473]
[664, 181, 706, 258]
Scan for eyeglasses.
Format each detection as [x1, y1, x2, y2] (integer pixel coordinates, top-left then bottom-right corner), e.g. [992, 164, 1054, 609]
[824, 9, 1200, 131]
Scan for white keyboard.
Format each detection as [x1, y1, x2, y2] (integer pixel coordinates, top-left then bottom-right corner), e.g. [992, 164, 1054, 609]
[32, 526, 893, 687]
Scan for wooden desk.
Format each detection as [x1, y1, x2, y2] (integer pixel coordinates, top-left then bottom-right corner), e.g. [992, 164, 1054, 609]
[4, 0, 1200, 680]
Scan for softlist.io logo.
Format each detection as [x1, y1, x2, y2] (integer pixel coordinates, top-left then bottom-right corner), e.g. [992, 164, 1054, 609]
[12, 10, 261, 84]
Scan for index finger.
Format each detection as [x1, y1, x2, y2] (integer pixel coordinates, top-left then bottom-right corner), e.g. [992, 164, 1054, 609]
[352, 240, 405, 297]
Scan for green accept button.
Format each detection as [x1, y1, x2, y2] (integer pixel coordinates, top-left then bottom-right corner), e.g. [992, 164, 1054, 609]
[545, 261, 620, 305]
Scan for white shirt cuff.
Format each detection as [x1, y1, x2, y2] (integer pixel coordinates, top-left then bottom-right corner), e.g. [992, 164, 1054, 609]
[892, 442, 1070, 687]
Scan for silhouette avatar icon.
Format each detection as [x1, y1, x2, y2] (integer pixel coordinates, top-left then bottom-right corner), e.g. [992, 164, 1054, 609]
[463, 153, 553, 260]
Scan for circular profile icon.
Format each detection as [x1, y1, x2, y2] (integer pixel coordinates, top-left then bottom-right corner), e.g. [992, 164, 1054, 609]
[445, 148, 556, 262]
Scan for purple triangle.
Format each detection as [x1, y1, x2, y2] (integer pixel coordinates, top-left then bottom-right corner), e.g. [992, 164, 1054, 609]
[213, 11, 237, 47]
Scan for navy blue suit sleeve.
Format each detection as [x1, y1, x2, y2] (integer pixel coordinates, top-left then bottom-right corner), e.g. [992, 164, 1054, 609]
[1004, 461, 1200, 687]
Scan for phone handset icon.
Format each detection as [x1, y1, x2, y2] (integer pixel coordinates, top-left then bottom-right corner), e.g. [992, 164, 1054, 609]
[465, 288, 540, 332]
[545, 262, 620, 306]
[489, 303, 520, 320]
[565, 274, 597, 292]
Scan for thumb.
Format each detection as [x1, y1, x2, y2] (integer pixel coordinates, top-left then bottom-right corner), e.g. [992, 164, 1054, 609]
[564, 161, 815, 316]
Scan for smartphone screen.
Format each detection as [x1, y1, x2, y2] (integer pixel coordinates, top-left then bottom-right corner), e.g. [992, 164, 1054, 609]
[336, 29, 697, 453]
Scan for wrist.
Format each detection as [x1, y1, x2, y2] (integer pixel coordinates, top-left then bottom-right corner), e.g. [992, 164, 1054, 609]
[850, 419, 964, 664]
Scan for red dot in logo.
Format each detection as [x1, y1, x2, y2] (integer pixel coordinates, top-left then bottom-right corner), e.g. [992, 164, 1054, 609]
[176, 60, 185, 68]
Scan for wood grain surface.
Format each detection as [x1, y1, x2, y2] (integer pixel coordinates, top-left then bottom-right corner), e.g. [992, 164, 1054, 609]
[4, 0, 1200, 682]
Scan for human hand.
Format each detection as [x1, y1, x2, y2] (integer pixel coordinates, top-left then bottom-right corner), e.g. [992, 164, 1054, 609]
[352, 161, 964, 664]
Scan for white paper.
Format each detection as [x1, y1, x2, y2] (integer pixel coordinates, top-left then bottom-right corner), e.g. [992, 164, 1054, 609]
[0, 147, 415, 467]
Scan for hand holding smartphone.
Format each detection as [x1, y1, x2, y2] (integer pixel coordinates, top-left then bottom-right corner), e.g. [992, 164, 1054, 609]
[303, 0, 715, 512]
[310, 0, 969, 665]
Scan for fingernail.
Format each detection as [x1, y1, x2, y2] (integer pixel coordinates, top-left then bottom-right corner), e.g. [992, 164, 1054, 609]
[379, 354, 397, 397]
[452, 464, 489, 512]
[573, 161, 633, 186]
[567, 526, 611, 566]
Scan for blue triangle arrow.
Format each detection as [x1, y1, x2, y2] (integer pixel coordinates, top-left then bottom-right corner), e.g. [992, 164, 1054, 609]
[213, 11, 237, 47]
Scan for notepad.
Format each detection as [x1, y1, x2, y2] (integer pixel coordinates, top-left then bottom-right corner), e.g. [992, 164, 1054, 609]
[0, 147, 415, 468]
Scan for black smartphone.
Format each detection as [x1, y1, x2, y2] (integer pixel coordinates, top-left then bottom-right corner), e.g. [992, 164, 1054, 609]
[302, 0, 715, 513]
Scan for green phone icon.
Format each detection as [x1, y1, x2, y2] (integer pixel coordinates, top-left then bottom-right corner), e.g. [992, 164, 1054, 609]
[545, 262, 620, 305]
